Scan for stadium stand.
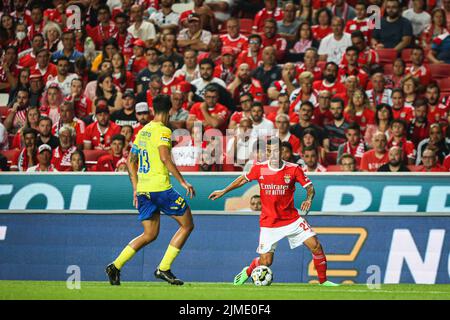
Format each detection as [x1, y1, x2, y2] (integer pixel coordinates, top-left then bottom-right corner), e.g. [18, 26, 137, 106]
[0, 0, 448, 173]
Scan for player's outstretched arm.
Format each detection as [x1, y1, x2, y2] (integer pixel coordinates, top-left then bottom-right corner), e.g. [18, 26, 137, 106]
[300, 184, 315, 215]
[159, 145, 196, 199]
[208, 175, 248, 200]
[127, 152, 139, 208]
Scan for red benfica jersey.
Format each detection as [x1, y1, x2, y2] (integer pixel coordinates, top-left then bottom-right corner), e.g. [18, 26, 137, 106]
[84, 121, 121, 150]
[51, 145, 77, 171]
[261, 34, 287, 62]
[311, 25, 332, 41]
[11, 148, 36, 171]
[236, 50, 263, 70]
[52, 118, 86, 146]
[220, 34, 248, 55]
[296, 64, 322, 81]
[443, 155, 450, 171]
[388, 137, 416, 161]
[161, 75, 185, 96]
[344, 108, 375, 134]
[244, 161, 312, 228]
[19, 52, 37, 69]
[313, 79, 345, 96]
[95, 154, 126, 172]
[312, 106, 333, 127]
[392, 105, 414, 123]
[68, 96, 93, 119]
[405, 65, 432, 86]
[88, 22, 118, 49]
[113, 71, 135, 92]
[360, 149, 389, 172]
[231, 79, 265, 104]
[230, 111, 251, 125]
[337, 65, 369, 89]
[253, 8, 284, 33]
[341, 47, 379, 68]
[345, 18, 372, 43]
[189, 102, 230, 133]
[130, 56, 148, 75]
[428, 103, 448, 125]
[417, 165, 447, 172]
[115, 32, 136, 59]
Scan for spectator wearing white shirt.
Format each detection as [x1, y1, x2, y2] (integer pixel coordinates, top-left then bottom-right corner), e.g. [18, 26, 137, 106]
[402, 0, 431, 37]
[318, 16, 352, 65]
[127, 4, 156, 47]
[249, 103, 274, 138]
[177, 13, 212, 53]
[149, 0, 180, 34]
[45, 56, 77, 97]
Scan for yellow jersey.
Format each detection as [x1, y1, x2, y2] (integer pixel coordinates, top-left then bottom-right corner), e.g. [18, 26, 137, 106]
[131, 121, 172, 193]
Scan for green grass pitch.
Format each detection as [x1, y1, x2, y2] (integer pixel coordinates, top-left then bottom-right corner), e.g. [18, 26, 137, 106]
[1, 281, 449, 300]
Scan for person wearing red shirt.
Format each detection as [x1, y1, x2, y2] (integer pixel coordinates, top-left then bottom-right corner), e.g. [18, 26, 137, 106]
[83, 100, 122, 151]
[345, 1, 372, 43]
[295, 48, 322, 82]
[426, 83, 448, 126]
[10, 127, 38, 172]
[344, 88, 375, 136]
[260, 18, 287, 63]
[228, 92, 254, 130]
[227, 63, 265, 105]
[391, 89, 414, 123]
[338, 46, 369, 89]
[51, 125, 78, 172]
[313, 62, 345, 96]
[405, 47, 431, 87]
[275, 114, 301, 153]
[214, 47, 237, 86]
[220, 17, 248, 55]
[312, 90, 333, 127]
[88, 5, 118, 50]
[18, 33, 45, 69]
[159, 58, 185, 96]
[416, 148, 447, 172]
[209, 137, 337, 287]
[311, 7, 333, 41]
[253, 0, 284, 33]
[0, 46, 20, 93]
[360, 131, 389, 172]
[66, 77, 93, 119]
[236, 34, 263, 70]
[341, 30, 379, 69]
[197, 35, 223, 66]
[52, 100, 86, 147]
[407, 98, 430, 147]
[266, 93, 291, 124]
[443, 154, 450, 171]
[187, 85, 230, 134]
[337, 122, 366, 166]
[34, 48, 58, 83]
[387, 119, 416, 165]
[127, 40, 149, 77]
[96, 134, 127, 172]
[113, 12, 136, 61]
[27, 5, 45, 41]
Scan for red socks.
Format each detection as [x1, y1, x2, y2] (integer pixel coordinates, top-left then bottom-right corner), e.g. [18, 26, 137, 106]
[312, 250, 328, 284]
[246, 257, 260, 276]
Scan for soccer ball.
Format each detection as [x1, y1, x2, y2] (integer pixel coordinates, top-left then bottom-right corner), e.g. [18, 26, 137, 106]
[251, 265, 273, 286]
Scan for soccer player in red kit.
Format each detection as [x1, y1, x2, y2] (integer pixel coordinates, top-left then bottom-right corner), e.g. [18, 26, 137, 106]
[209, 138, 338, 287]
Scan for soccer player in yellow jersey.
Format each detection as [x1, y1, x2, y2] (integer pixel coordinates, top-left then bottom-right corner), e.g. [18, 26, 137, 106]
[106, 95, 196, 286]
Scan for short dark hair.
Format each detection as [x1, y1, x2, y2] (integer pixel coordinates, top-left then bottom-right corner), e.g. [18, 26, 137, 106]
[153, 94, 172, 114]
[351, 30, 365, 41]
[112, 134, 126, 144]
[300, 101, 314, 110]
[114, 12, 128, 20]
[413, 98, 428, 108]
[330, 97, 345, 108]
[204, 84, 219, 95]
[199, 58, 215, 68]
[346, 122, 361, 134]
[57, 56, 70, 64]
[346, 45, 360, 55]
[22, 127, 38, 138]
[39, 116, 53, 125]
[281, 141, 293, 152]
[391, 118, 407, 129]
[248, 34, 262, 43]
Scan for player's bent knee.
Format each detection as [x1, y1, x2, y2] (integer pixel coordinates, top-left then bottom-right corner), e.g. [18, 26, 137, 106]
[260, 255, 273, 266]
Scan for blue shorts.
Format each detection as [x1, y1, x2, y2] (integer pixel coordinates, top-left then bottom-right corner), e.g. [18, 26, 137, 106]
[137, 188, 188, 221]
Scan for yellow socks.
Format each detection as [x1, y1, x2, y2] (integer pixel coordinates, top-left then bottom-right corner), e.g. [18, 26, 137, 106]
[113, 245, 136, 270]
[159, 245, 180, 271]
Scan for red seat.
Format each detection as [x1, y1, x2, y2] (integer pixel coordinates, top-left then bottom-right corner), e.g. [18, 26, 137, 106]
[177, 165, 200, 172]
[83, 149, 109, 165]
[436, 78, 450, 94]
[221, 163, 243, 171]
[263, 105, 278, 115]
[326, 165, 342, 172]
[239, 18, 254, 35]
[429, 63, 450, 79]
[401, 48, 413, 63]
[0, 149, 20, 166]
[325, 151, 338, 165]
[0, 106, 9, 120]
[407, 165, 421, 172]
[376, 49, 398, 65]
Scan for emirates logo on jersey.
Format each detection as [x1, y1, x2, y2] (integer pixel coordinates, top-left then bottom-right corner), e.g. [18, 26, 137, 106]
[284, 174, 291, 184]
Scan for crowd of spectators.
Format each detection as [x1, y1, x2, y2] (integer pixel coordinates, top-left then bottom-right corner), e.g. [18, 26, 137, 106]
[0, 0, 450, 173]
